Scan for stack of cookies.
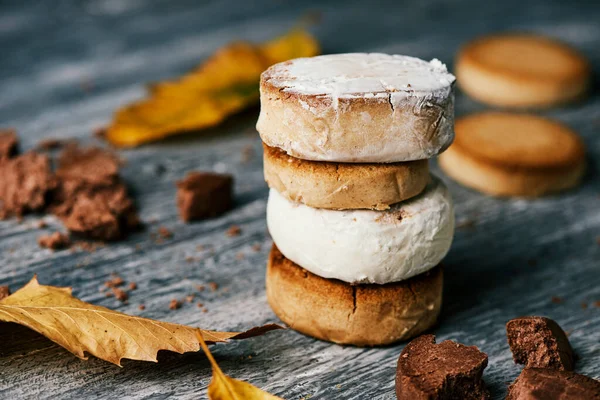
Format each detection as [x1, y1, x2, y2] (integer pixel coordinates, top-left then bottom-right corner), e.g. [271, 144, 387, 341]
[257, 53, 456, 346]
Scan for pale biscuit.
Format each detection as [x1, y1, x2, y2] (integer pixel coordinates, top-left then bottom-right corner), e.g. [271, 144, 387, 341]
[439, 112, 586, 197]
[266, 245, 442, 346]
[263, 143, 429, 210]
[257, 53, 455, 163]
[456, 34, 591, 108]
[267, 176, 454, 284]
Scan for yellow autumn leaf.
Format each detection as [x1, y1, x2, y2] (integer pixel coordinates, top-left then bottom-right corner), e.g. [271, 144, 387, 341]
[106, 29, 319, 147]
[0, 276, 282, 366]
[196, 331, 283, 400]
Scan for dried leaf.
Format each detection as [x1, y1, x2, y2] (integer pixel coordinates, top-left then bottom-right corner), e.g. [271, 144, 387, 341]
[106, 30, 319, 147]
[197, 332, 282, 400]
[0, 276, 282, 366]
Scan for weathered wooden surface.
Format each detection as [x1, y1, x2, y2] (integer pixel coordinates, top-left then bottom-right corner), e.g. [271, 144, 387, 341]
[1, 0, 599, 398]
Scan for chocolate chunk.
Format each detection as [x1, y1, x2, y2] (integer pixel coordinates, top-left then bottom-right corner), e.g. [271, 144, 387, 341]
[506, 316, 575, 371]
[38, 232, 71, 250]
[176, 172, 233, 222]
[0, 152, 55, 219]
[396, 334, 490, 400]
[50, 145, 139, 241]
[0, 129, 18, 160]
[0, 286, 10, 301]
[507, 368, 600, 400]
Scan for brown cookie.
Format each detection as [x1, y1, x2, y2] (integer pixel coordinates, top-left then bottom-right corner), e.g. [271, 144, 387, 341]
[506, 316, 575, 371]
[263, 143, 429, 210]
[438, 112, 585, 197]
[456, 34, 591, 108]
[396, 334, 490, 400]
[176, 172, 233, 222]
[266, 245, 442, 346]
[507, 368, 600, 400]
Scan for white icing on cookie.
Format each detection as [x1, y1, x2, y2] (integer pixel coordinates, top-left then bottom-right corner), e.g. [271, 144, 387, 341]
[267, 175, 455, 284]
[263, 53, 455, 104]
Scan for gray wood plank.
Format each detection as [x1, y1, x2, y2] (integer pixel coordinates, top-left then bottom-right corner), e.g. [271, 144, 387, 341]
[1, 0, 599, 399]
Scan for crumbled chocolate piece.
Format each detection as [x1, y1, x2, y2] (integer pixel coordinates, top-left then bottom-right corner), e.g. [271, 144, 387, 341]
[196, 284, 205, 292]
[112, 287, 128, 302]
[196, 302, 204, 308]
[396, 334, 490, 400]
[507, 316, 575, 371]
[0, 152, 55, 219]
[128, 282, 137, 290]
[138, 304, 146, 311]
[176, 172, 233, 222]
[169, 299, 182, 310]
[105, 275, 124, 288]
[0, 285, 10, 300]
[50, 145, 139, 241]
[507, 368, 600, 400]
[226, 225, 241, 237]
[157, 226, 173, 239]
[185, 294, 195, 303]
[208, 282, 219, 291]
[252, 243, 261, 252]
[38, 232, 71, 250]
[0, 129, 18, 160]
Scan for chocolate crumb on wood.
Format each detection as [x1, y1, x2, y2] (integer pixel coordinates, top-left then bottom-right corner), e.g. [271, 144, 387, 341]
[0, 129, 18, 160]
[0, 286, 10, 300]
[506, 368, 600, 400]
[396, 334, 490, 400]
[50, 145, 139, 240]
[506, 316, 575, 371]
[38, 232, 71, 250]
[226, 225, 241, 237]
[176, 172, 233, 222]
[0, 152, 56, 219]
[169, 299, 182, 310]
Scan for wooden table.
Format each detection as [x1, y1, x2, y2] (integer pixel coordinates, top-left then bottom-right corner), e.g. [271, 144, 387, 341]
[1, 0, 599, 398]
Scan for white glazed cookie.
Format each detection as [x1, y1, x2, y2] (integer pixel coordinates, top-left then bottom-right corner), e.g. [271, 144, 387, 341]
[266, 175, 454, 284]
[257, 53, 456, 163]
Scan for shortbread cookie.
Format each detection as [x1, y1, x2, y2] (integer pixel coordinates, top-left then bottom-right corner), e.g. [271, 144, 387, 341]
[456, 34, 591, 108]
[263, 143, 429, 210]
[266, 245, 442, 346]
[439, 112, 586, 197]
[267, 175, 454, 284]
[257, 53, 455, 163]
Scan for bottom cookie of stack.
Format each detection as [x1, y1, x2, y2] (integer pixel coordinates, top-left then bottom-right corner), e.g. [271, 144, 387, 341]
[266, 245, 443, 346]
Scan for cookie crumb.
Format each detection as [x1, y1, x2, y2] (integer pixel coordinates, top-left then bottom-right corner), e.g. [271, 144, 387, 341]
[226, 225, 241, 237]
[38, 232, 71, 250]
[252, 243, 261, 252]
[169, 299, 182, 310]
[0, 286, 10, 300]
[138, 304, 146, 311]
[129, 282, 137, 290]
[208, 282, 219, 291]
[158, 226, 173, 239]
[185, 294, 195, 303]
[112, 287, 128, 302]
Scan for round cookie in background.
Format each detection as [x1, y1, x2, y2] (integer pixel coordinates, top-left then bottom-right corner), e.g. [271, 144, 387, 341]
[257, 53, 456, 163]
[456, 34, 591, 108]
[438, 112, 586, 197]
[263, 143, 430, 210]
[266, 176, 454, 285]
[266, 245, 443, 346]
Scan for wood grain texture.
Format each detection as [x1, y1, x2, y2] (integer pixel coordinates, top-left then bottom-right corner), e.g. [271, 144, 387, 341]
[1, 0, 599, 399]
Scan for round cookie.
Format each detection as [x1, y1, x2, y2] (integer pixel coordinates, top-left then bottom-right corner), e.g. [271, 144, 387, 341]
[263, 143, 430, 210]
[267, 176, 454, 284]
[438, 112, 586, 197]
[456, 34, 591, 108]
[266, 245, 442, 346]
[257, 53, 456, 163]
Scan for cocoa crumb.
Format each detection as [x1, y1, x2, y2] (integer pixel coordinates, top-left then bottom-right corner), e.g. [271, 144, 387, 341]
[128, 282, 137, 290]
[197, 302, 204, 308]
[252, 243, 261, 252]
[202, 308, 208, 313]
[38, 232, 71, 250]
[208, 282, 219, 291]
[196, 284, 205, 292]
[169, 299, 182, 310]
[105, 291, 114, 298]
[158, 226, 173, 239]
[105, 275, 124, 288]
[138, 304, 146, 311]
[551, 296, 563, 304]
[185, 294, 195, 303]
[112, 287, 128, 302]
[0, 286, 10, 300]
[226, 225, 241, 237]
